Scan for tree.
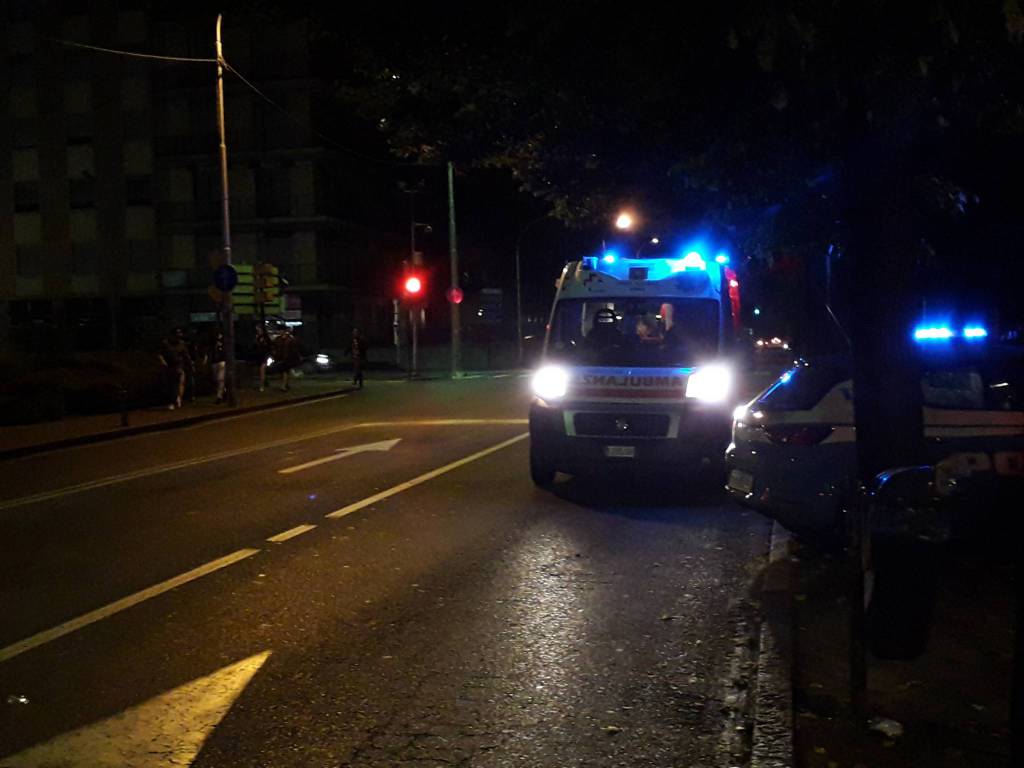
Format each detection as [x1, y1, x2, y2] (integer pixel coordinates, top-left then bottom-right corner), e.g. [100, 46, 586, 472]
[328, 2, 1024, 479]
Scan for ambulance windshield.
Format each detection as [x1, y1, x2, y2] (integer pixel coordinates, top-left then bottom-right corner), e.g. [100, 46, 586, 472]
[547, 298, 720, 367]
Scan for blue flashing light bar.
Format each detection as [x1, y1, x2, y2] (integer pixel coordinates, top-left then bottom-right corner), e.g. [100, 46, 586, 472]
[714, 253, 729, 264]
[963, 326, 988, 339]
[914, 326, 954, 341]
[669, 251, 706, 273]
[602, 251, 617, 264]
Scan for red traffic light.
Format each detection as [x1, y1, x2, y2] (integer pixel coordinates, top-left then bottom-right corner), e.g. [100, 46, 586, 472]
[404, 276, 423, 295]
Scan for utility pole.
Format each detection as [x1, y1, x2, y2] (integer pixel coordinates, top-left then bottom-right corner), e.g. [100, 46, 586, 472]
[447, 161, 461, 377]
[215, 15, 237, 406]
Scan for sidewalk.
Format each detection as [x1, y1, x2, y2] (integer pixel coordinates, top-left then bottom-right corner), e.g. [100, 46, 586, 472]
[791, 540, 1012, 767]
[0, 374, 359, 459]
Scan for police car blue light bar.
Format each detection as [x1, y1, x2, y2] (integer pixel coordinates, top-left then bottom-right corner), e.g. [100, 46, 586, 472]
[913, 326, 955, 341]
[602, 251, 618, 264]
[963, 325, 988, 339]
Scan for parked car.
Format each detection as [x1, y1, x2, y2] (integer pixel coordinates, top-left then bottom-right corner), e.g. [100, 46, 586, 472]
[725, 348, 1024, 538]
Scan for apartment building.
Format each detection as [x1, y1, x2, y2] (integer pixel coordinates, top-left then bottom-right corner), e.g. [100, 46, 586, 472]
[1, 2, 394, 356]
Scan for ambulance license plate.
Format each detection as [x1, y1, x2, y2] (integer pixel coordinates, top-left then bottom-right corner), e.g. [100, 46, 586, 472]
[605, 445, 636, 459]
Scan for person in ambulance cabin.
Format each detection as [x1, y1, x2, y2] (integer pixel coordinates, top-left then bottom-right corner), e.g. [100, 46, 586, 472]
[635, 313, 664, 345]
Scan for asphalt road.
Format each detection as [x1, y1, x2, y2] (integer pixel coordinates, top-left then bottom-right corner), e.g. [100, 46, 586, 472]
[0, 374, 774, 767]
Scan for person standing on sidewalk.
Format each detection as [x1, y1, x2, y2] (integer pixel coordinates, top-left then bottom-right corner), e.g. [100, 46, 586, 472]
[255, 325, 271, 392]
[160, 329, 190, 409]
[210, 329, 227, 404]
[350, 327, 366, 389]
[272, 329, 301, 392]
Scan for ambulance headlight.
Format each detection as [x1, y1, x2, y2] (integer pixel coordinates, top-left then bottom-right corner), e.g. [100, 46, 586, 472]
[532, 365, 570, 400]
[686, 365, 732, 403]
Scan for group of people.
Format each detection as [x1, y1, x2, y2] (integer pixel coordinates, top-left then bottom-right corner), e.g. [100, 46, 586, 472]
[158, 327, 226, 410]
[254, 326, 302, 392]
[157, 324, 368, 410]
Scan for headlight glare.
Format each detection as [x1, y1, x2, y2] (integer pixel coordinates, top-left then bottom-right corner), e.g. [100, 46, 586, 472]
[532, 365, 569, 400]
[686, 365, 732, 403]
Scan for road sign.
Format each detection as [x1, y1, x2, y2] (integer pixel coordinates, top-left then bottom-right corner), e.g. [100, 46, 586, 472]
[213, 264, 238, 292]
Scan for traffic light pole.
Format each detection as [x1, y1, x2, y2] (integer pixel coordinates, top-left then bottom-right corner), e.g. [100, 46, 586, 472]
[215, 15, 237, 407]
[447, 161, 462, 377]
[408, 309, 418, 379]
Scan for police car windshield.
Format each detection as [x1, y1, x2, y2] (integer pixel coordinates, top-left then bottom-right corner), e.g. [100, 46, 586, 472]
[548, 298, 719, 367]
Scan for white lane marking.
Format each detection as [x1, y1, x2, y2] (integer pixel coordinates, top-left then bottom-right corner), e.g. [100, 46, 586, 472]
[0, 419, 526, 512]
[493, 373, 511, 378]
[0, 548, 260, 663]
[1, 651, 270, 767]
[278, 438, 401, 475]
[326, 433, 529, 520]
[266, 524, 317, 543]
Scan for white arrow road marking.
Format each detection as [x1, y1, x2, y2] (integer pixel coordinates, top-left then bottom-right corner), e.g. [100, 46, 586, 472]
[0, 549, 260, 663]
[326, 432, 529, 519]
[1, 420, 525, 511]
[277, 438, 402, 475]
[0, 651, 270, 767]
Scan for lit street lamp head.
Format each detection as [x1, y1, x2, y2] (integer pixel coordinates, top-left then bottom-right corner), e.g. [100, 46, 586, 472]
[614, 212, 634, 230]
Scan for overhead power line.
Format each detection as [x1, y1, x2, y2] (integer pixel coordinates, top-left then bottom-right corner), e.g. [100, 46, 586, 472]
[222, 58, 418, 168]
[48, 37, 217, 63]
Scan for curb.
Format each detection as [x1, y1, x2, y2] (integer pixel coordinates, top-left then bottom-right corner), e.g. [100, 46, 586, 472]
[0, 386, 355, 462]
[751, 521, 796, 768]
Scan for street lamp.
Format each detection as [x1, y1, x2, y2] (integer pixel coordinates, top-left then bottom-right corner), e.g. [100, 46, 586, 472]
[615, 211, 635, 230]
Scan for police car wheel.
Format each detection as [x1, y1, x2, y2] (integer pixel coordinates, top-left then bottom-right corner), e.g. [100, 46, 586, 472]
[529, 447, 556, 488]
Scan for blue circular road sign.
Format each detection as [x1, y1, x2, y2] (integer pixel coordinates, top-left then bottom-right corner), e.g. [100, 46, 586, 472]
[213, 264, 238, 292]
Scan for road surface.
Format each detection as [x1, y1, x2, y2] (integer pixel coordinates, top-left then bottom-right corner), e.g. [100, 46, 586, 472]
[0, 375, 774, 767]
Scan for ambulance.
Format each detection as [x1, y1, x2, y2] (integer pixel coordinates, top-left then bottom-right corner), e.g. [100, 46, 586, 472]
[529, 248, 743, 486]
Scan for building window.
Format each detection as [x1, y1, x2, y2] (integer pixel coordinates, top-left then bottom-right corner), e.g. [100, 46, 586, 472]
[13, 212, 42, 244]
[125, 175, 153, 205]
[11, 85, 36, 118]
[13, 182, 39, 212]
[69, 178, 96, 209]
[127, 239, 156, 272]
[69, 209, 98, 242]
[121, 77, 150, 112]
[67, 142, 96, 176]
[64, 81, 93, 115]
[12, 148, 39, 181]
[15, 245, 44, 277]
[126, 206, 155, 240]
[72, 242, 99, 275]
[124, 140, 153, 174]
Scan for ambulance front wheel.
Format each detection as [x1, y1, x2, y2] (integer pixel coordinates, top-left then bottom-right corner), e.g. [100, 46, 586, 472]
[530, 442, 557, 488]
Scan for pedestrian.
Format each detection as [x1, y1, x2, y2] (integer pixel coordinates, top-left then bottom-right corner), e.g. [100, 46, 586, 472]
[210, 329, 227, 404]
[160, 329, 190, 409]
[272, 329, 301, 391]
[183, 327, 199, 403]
[255, 325, 271, 392]
[350, 327, 366, 389]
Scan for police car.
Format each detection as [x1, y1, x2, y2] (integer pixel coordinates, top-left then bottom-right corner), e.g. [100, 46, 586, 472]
[726, 331, 1024, 536]
[529, 248, 743, 486]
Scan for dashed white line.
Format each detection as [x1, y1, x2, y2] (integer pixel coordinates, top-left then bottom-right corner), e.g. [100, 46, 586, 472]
[0, 548, 260, 663]
[326, 432, 529, 520]
[266, 524, 317, 543]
